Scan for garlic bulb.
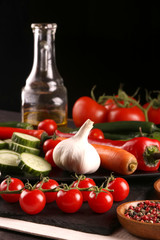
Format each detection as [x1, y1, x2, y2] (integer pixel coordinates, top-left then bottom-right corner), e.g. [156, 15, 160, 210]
[53, 119, 100, 174]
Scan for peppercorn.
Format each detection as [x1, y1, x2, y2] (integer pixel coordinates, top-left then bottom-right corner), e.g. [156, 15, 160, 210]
[124, 201, 160, 223]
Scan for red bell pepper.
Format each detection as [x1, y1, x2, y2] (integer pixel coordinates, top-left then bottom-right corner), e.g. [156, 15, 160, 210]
[0, 127, 45, 140]
[55, 130, 160, 172]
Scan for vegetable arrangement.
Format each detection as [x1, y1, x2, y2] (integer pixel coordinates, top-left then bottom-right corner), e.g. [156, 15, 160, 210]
[1, 117, 160, 176]
[0, 96, 160, 219]
[0, 174, 129, 215]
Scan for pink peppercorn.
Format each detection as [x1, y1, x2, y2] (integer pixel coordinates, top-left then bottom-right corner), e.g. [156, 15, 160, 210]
[142, 215, 149, 221]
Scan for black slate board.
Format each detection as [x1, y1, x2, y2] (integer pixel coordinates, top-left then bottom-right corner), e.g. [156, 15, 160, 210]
[0, 176, 158, 236]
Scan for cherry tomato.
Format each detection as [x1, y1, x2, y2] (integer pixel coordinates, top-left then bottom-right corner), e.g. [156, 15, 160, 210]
[0, 178, 24, 203]
[108, 177, 129, 202]
[88, 189, 113, 213]
[107, 106, 145, 122]
[36, 179, 59, 203]
[45, 149, 57, 167]
[143, 103, 160, 124]
[38, 119, 57, 136]
[89, 128, 104, 140]
[56, 189, 83, 213]
[19, 189, 46, 215]
[43, 139, 61, 153]
[72, 177, 96, 202]
[72, 96, 108, 127]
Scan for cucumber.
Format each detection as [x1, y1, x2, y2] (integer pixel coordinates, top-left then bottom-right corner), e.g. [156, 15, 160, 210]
[0, 140, 7, 149]
[94, 121, 160, 134]
[17, 152, 52, 176]
[8, 141, 40, 155]
[11, 132, 40, 148]
[103, 132, 148, 140]
[0, 149, 20, 173]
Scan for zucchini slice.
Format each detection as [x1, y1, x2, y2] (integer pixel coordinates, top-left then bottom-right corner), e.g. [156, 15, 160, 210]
[11, 132, 40, 148]
[17, 152, 52, 177]
[8, 141, 40, 155]
[0, 149, 20, 173]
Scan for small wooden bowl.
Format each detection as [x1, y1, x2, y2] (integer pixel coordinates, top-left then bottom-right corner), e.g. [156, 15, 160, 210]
[117, 200, 160, 240]
[154, 179, 160, 199]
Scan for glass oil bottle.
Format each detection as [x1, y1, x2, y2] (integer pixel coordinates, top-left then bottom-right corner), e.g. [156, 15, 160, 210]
[21, 23, 68, 127]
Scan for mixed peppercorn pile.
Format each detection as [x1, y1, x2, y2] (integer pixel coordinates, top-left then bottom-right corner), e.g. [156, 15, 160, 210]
[124, 200, 160, 223]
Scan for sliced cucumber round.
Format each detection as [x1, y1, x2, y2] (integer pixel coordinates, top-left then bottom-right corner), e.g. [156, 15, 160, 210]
[0, 140, 7, 149]
[11, 132, 40, 148]
[17, 152, 52, 177]
[0, 149, 21, 174]
[8, 141, 40, 155]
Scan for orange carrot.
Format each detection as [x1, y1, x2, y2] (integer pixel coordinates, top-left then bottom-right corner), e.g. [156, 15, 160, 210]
[92, 143, 138, 175]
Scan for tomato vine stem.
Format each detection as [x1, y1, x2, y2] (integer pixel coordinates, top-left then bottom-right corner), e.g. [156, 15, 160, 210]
[0, 174, 115, 195]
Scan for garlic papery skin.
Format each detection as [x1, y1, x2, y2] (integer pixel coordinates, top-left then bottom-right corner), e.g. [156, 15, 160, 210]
[53, 119, 101, 174]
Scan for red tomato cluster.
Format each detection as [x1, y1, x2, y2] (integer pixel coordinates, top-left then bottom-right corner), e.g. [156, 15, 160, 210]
[0, 176, 129, 215]
[72, 96, 146, 127]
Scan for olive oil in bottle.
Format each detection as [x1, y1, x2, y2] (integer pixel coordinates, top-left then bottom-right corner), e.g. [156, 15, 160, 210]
[21, 23, 68, 127]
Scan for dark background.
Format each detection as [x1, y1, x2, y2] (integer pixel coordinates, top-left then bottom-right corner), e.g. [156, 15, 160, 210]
[0, 0, 159, 118]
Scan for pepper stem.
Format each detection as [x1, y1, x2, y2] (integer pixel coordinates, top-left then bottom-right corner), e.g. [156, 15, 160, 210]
[144, 145, 160, 167]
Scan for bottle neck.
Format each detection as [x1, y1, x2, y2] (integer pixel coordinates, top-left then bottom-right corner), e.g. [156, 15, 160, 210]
[31, 27, 60, 80]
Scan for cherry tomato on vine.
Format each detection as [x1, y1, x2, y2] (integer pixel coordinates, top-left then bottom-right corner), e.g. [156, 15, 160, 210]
[143, 103, 160, 124]
[56, 189, 83, 213]
[88, 189, 113, 213]
[72, 177, 96, 202]
[72, 96, 108, 127]
[36, 179, 59, 203]
[45, 149, 57, 167]
[43, 139, 61, 153]
[108, 177, 129, 202]
[88, 128, 104, 140]
[0, 177, 24, 203]
[38, 119, 57, 136]
[19, 189, 46, 215]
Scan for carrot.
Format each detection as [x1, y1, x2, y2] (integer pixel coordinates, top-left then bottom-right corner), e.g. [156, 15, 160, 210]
[92, 143, 138, 175]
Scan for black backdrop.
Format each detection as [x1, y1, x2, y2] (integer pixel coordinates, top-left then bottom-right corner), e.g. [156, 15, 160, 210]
[0, 0, 159, 118]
